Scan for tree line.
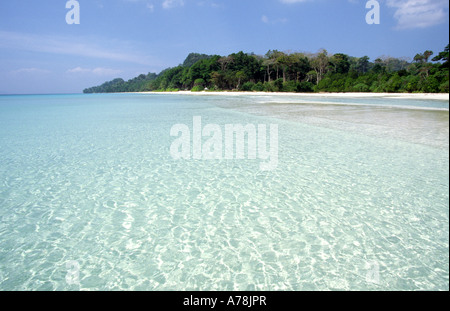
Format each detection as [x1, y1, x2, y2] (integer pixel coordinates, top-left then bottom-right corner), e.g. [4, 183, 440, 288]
[83, 45, 449, 94]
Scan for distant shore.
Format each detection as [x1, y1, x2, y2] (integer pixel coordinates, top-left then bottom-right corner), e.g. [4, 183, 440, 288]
[136, 91, 449, 101]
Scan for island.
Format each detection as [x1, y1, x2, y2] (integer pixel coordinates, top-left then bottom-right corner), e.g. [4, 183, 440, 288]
[84, 45, 449, 95]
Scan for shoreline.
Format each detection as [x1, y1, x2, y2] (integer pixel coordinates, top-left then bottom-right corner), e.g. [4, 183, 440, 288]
[135, 91, 449, 101]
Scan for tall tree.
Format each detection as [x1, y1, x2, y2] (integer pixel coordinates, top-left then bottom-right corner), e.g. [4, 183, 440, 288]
[356, 56, 370, 74]
[291, 53, 311, 82]
[263, 58, 275, 82]
[311, 49, 329, 85]
[235, 71, 246, 89]
[277, 52, 293, 83]
[331, 53, 351, 74]
[218, 56, 234, 72]
[266, 50, 284, 80]
[432, 44, 449, 68]
[423, 50, 434, 63]
[414, 53, 425, 63]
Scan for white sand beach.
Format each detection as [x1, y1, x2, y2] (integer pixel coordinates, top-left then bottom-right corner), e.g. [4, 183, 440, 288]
[139, 91, 449, 101]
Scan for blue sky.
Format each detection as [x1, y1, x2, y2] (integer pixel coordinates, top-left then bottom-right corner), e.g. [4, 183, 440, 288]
[0, 0, 448, 94]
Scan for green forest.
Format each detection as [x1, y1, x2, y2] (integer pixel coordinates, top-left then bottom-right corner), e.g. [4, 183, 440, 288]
[83, 44, 449, 94]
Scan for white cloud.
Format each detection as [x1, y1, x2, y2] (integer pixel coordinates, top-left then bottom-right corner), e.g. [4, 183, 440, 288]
[11, 68, 51, 75]
[67, 67, 122, 76]
[123, 0, 156, 12]
[261, 15, 288, 25]
[162, 0, 184, 9]
[386, 0, 449, 29]
[0, 31, 154, 66]
[279, 0, 448, 30]
[67, 67, 91, 74]
[279, 0, 309, 3]
[197, 0, 222, 8]
[92, 68, 123, 76]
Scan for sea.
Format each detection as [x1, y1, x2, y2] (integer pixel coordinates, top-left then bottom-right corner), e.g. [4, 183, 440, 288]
[0, 93, 448, 290]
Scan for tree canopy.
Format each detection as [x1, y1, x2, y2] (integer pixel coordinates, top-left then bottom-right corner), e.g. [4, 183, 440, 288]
[84, 44, 449, 94]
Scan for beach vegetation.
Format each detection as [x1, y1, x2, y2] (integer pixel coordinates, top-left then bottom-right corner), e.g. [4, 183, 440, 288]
[84, 44, 449, 94]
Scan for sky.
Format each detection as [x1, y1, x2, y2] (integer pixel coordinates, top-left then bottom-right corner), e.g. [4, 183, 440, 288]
[0, 0, 448, 94]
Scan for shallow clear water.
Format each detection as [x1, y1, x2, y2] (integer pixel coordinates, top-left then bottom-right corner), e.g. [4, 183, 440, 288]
[0, 93, 448, 291]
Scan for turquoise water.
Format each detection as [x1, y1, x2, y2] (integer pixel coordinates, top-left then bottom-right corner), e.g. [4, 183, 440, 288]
[0, 93, 448, 291]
